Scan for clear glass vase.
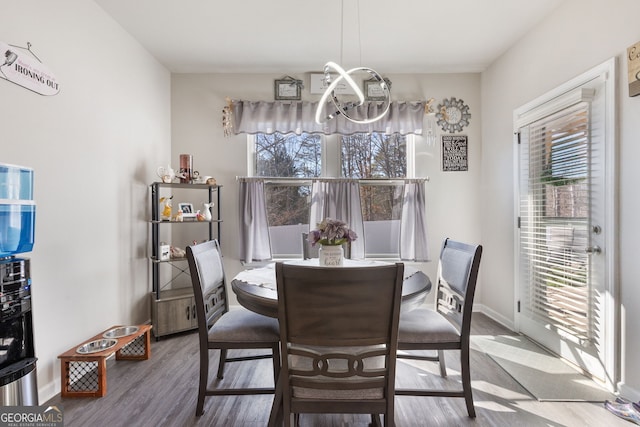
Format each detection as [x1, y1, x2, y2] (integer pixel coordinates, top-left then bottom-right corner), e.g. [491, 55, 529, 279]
[318, 244, 344, 266]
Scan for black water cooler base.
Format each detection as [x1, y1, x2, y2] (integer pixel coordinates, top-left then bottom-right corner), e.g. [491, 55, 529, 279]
[0, 358, 38, 406]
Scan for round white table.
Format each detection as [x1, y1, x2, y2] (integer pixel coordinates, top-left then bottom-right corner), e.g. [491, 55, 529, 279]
[231, 259, 432, 318]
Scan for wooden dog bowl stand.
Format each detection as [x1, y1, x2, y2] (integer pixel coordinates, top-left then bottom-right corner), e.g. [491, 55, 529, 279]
[58, 324, 152, 397]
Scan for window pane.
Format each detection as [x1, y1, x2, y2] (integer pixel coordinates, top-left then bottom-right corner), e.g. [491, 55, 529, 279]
[255, 133, 318, 257]
[341, 133, 406, 178]
[255, 133, 321, 177]
[359, 184, 403, 222]
[264, 184, 310, 227]
[360, 184, 403, 257]
[265, 183, 311, 257]
[342, 133, 406, 257]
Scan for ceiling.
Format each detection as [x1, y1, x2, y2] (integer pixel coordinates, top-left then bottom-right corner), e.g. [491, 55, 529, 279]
[94, 0, 564, 74]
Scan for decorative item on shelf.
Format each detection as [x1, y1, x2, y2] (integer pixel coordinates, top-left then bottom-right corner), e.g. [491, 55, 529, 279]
[314, 0, 390, 125]
[274, 75, 303, 100]
[179, 154, 193, 183]
[196, 210, 206, 221]
[170, 246, 186, 259]
[159, 196, 173, 220]
[308, 218, 358, 267]
[156, 165, 175, 183]
[202, 202, 213, 221]
[192, 171, 213, 184]
[173, 210, 183, 222]
[159, 243, 171, 261]
[436, 97, 471, 133]
[206, 177, 217, 185]
[178, 202, 196, 218]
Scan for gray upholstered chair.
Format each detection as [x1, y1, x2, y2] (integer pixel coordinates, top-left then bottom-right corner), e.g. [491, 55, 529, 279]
[186, 240, 281, 416]
[270, 262, 404, 427]
[301, 232, 319, 259]
[395, 238, 482, 418]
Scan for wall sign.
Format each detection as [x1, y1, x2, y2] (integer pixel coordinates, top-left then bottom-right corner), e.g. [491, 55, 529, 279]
[309, 72, 356, 95]
[442, 135, 468, 171]
[627, 41, 640, 97]
[0, 41, 60, 96]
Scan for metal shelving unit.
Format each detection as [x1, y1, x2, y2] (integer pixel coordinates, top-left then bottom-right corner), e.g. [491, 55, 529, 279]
[149, 182, 222, 338]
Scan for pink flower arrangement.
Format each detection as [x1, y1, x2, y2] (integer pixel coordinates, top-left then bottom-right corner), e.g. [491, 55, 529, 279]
[308, 218, 358, 246]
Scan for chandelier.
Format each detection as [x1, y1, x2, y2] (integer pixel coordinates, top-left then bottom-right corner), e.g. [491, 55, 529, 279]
[314, 0, 391, 125]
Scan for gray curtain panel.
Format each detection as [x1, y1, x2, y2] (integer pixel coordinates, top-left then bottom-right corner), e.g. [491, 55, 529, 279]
[238, 178, 272, 262]
[400, 181, 429, 262]
[309, 179, 365, 260]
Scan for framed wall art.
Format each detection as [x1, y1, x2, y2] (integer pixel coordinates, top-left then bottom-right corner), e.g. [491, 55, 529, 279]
[364, 78, 391, 101]
[442, 135, 468, 172]
[274, 78, 302, 100]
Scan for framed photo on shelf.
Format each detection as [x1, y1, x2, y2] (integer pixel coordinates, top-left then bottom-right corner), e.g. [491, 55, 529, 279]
[274, 79, 302, 100]
[178, 202, 196, 218]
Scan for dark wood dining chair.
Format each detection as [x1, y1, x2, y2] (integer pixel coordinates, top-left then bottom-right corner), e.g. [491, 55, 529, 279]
[395, 238, 482, 418]
[186, 240, 281, 416]
[271, 262, 404, 427]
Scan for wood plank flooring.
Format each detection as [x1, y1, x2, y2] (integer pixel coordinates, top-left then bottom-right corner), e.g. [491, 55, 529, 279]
[45, 314, 628, 426]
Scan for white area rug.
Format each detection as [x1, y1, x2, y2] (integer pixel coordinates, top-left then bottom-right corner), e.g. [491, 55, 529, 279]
[473, 334, 615, 402]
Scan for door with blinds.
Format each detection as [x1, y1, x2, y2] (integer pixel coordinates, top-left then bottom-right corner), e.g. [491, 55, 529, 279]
[515, 59, 616, 386]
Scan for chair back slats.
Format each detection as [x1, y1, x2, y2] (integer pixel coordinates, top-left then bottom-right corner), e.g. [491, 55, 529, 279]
[288, 346, 388, 379]
[203, 285, 226, 327]
[186, 240, 229, 335]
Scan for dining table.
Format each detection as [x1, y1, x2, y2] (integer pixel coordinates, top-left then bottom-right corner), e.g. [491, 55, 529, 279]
[230, 259, 432, 318]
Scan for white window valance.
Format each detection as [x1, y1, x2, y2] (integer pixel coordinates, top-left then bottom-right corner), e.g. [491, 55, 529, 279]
[229, 100, 426, 136]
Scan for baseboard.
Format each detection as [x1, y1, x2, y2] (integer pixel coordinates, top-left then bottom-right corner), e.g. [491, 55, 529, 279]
[618, 383, 640, 401]
[39, 380, 58, 405]
[474, 303, 516, 332]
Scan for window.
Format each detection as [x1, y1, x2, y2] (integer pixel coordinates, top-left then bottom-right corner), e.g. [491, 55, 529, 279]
[250, 132, 412, 258]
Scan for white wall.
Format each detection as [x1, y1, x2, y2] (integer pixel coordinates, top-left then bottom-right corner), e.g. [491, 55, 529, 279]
[481, 0, 640, 398]
[2, 1, 171, 402]
[170, 72, 483, 304]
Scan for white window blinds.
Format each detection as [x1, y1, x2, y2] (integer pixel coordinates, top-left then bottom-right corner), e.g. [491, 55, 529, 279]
[518, 98, 593, 340]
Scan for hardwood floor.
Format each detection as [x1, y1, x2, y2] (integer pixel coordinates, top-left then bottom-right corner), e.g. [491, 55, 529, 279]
[45, 313, 628, 426]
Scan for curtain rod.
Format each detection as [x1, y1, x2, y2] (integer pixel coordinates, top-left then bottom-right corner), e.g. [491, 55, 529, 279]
[236, 176, 429, 183]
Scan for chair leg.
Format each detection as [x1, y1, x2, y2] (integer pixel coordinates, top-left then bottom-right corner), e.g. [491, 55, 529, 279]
[196, 350, 209, 416]
[217, 348, 228, 379]
[272, 344, 281, 385]
[268, 369, 285, 427]
[460, 346, 476, 418]
[438, 349, 447, 378]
